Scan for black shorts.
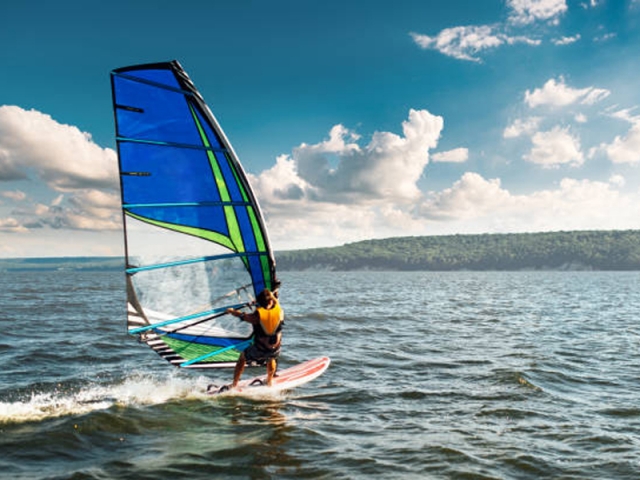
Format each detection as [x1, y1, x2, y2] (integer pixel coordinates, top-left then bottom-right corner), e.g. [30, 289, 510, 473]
[243, 342, 280, 365]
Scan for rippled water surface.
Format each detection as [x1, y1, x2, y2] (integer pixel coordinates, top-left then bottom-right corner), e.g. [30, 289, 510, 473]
[1, 270, 639, 479]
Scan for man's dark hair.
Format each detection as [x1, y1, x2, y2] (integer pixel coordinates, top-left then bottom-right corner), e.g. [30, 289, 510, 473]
[256, 289, 273, 308]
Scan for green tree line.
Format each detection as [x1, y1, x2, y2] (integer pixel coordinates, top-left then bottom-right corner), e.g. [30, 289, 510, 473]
[276, 230, 640, 271]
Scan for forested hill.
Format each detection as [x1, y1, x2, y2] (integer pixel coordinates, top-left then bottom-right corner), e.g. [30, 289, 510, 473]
[1, 230, 639, 272]
[276, 230, 640, 271]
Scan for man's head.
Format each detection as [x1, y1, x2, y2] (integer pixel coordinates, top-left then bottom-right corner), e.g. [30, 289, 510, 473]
[257, 289, 276, 308]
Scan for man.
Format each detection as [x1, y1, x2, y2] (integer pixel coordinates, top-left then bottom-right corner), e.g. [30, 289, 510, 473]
[226, 288, 284, 388]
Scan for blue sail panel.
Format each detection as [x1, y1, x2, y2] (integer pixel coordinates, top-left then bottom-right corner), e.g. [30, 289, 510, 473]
[119, 142, 223, 204]
[114, 80, 203, 146]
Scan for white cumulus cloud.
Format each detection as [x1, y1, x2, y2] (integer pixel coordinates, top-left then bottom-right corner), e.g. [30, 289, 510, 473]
[552, 34, 581, 45]
[503, 117, 542, 138]
[0, 217, 28, 233]
[432, 148, 469, 163]
[574, 113, 587, 123]
[1, 189, 27, 201]
[524, 126, 584, 167]
[411, 26, 538, 62]
[411, 25, 504, 62]
[252, 109, 444, 204]
[4, 189, 121, 232]
[507, 0, 568, 25]
[0, 106, 118, 191]
[525, 77, 610, 108]
[248, 109, 446, 247]
[412, 0, 582, 62]
[419, 173, 510, 220]
[609, 174, 625, 187]
[0, 106, 121, 233]
[418, 172, 639, 233]
[601, 121, 640, 164]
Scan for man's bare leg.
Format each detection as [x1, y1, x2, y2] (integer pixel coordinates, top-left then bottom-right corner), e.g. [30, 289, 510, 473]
[266, 358, 276, 387]
[231, 353, 246, 388]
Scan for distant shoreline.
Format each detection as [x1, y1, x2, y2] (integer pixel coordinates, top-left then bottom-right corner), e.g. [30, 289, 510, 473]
[0, 256, 123, 272]
[277, 230, 640, 272]
[2, 230, 639, 272]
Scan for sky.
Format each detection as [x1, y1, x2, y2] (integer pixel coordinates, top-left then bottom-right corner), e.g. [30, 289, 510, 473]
[1, 0, 640, 257]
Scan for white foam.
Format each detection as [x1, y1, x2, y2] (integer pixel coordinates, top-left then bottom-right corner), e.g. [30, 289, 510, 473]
[0, 372, 211, 424]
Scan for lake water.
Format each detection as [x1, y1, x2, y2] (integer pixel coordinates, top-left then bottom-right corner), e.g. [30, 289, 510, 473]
[1, 270, 639, 479]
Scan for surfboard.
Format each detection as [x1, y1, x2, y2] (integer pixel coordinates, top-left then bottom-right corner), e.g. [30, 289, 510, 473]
[207, 356, 331, 396]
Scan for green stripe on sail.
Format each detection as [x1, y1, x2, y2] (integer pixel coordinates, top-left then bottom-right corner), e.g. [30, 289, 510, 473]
[224, 150, 261, 273]
[247, 206, 265, 251]
[247, 205, 272, 286]
[188, 104, 246, 255]
[226, 151, 250, 202]
[162, 336, 241, 363]
[222, 148, 271, 285]
[126, 211, 235, 250]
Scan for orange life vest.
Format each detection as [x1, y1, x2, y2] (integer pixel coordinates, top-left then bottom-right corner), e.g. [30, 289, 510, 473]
[256, 302, 283, 336]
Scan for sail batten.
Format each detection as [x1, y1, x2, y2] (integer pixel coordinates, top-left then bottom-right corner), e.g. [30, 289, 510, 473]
[125, 251, 271, 274]
[128, 301, 248, 335]
[114, 71, 197, 97]
[116, 135, 232, 154]
[123, 201, 253, 208]
[111, 60, 277, 368]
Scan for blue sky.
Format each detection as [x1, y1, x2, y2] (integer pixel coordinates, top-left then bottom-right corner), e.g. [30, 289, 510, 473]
[1, 0, 640, 257]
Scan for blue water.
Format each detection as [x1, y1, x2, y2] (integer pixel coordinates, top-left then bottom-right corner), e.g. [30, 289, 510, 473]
[1, 270, 639, 479]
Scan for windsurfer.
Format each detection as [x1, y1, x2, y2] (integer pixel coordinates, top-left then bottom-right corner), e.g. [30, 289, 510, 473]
[226, 288, 284, 388]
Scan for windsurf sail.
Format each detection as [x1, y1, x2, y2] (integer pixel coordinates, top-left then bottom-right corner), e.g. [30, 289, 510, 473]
[110, 61, 277, 368]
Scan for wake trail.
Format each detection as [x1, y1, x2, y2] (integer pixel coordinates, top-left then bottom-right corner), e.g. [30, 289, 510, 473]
[0, 372, 212, 424]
